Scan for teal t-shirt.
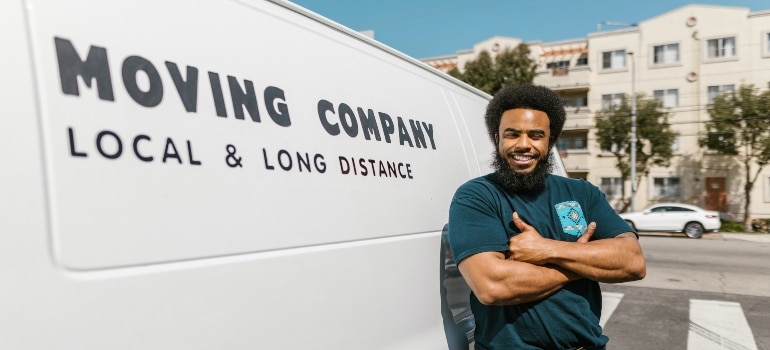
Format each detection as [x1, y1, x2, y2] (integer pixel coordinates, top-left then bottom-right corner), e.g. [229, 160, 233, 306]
[447, 173, 634, 349]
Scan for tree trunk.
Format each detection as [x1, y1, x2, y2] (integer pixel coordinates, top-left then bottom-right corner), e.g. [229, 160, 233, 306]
[744, 160, 753, 232]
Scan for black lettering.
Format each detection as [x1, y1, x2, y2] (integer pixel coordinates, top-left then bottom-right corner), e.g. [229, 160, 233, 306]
[122, 56, 163, 108]
[277, 149, 292, 170]
[133, 134, 153, 162]
[165, 61, 198, 113]
[387, 161, 396, 177]
[406, 163, 413, 179]
[228, 76, 260, 122]
[54, 37, 114, 101]
[339, 156, 350, 174]
[96, 130, 122, 159]
[397, 117, 413, 147]
[423, 122, 436, 150]
[318, 100, 340, 135]
[187, 141, 201, 165]
[378, 160, 387, 176]
[297, 152, 311, 172]
[378, 112, 394, 143]
[265, 86, 291, 127]
[68, 127, 87, 157]
[409, 119, 427, 149]
[162, 138, 182, 164]
[263, 148, 275, 170]
[357, 108, 381, 141]
[338, 103, 358, 137]
[208, 72, 227, 117]
[359, 158, 368, 176]
[398, 163, 406, 178]
[314, 154, 326, 173]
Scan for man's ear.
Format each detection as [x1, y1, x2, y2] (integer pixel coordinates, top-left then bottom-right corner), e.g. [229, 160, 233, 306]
[494, 133, 499, 144]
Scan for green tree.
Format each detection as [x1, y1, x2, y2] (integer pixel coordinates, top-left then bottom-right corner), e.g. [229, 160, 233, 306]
[449, 44, 536, 95]
[595, 94, 677, 212]
[698, 84, 770, 229]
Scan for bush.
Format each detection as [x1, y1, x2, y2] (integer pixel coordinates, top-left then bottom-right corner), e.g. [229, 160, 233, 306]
[720, 221, 746, 233]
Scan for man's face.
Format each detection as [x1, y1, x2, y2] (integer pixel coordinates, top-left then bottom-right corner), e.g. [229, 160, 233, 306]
[496, 108, 551, 173]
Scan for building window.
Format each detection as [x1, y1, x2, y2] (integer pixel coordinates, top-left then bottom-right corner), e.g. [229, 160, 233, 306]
[600, 177, 623, 198]
[602, 49, 626, 70]
[562, 97, 588, 108]
[576, 55, 588, 66]
[653, 89, 678, 107]
[601, 93, 623, 110]
[707, 84, 735, 104]
[653, 44, 679, 64]
[671, 135, 680, 152]
[706, 37, 736, 59]
[652, 177, 681, 198]
[546, 61, 570, 69]
[556, 132, 588, 151]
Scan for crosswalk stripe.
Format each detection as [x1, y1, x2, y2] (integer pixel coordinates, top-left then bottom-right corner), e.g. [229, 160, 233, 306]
[687, 299, 757, 350]
[600, 292, 624, 328]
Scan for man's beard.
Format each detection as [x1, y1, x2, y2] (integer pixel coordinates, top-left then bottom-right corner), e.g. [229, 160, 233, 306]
[493, 151, 553, 195]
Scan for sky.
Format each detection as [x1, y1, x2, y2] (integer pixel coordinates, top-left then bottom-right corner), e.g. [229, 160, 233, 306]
[290, 0, 770, 59]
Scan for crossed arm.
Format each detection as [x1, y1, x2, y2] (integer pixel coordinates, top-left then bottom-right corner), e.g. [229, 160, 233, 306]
[457, 212, 646, 306]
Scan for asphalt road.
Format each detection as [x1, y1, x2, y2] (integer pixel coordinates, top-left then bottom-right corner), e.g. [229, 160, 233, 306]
[600, 234, 770, 349]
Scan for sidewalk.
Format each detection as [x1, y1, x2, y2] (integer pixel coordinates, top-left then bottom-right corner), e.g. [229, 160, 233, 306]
[639, 231, 770, 242]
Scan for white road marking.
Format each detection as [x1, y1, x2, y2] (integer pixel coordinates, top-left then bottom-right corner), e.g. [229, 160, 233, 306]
[687, 299, 757, 350]
[600, 292, 624, 328]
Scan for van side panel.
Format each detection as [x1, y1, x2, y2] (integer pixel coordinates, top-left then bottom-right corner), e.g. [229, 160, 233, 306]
[2, 0, 492, 348]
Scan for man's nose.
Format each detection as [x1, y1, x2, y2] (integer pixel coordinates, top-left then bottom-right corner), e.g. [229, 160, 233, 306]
[514, 136, 532, 150]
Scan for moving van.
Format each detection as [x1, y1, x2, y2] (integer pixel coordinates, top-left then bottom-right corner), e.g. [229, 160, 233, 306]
[1, 0, 565, 348]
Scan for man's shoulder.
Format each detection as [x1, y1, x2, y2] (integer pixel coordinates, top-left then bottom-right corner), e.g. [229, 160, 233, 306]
[454, 173, 501, 197]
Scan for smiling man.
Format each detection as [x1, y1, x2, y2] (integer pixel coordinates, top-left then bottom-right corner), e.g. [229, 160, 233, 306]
[448, 84, 646, 349]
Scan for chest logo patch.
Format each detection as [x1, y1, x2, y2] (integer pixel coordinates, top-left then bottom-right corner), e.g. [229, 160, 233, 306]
[554, 201, 587, 237]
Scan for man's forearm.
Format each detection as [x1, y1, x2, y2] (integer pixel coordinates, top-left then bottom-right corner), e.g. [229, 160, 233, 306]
[459, 253, 582, 305]
[547, 233, 646, 283]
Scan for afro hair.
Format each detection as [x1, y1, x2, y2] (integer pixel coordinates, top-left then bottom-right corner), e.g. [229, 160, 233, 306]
[484, 84, 566, 147]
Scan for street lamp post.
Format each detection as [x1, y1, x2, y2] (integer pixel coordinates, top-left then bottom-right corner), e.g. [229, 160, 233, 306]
[628, 51, 637, 212]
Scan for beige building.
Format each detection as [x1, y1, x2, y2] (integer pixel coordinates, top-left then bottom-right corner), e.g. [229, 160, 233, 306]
[422, 4, 770, 220]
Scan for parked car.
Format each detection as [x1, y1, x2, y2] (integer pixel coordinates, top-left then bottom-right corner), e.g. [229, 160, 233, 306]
[619, 203, 721, 239]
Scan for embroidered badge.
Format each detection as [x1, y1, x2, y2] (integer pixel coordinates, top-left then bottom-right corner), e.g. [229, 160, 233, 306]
[554, 201, 587, 237]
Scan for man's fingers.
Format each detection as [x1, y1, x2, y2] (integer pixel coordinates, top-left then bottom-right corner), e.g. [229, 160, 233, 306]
[577, 222, 596, 243]
[512, 212, 532, 232]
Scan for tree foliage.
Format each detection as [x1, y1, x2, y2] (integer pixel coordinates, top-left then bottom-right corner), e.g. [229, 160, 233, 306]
[595, 94, 677, 212]
[698, 84, 770, 226]
[448, 44, 536, 95]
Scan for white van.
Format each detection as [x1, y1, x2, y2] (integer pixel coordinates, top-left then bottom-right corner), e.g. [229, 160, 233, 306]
[0, 0, 565, 349]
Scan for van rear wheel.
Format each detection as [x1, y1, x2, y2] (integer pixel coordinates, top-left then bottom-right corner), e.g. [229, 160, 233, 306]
[684, 222, 704, 239]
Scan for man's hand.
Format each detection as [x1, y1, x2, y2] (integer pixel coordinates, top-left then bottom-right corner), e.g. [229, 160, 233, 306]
[508, 212, 597, 265]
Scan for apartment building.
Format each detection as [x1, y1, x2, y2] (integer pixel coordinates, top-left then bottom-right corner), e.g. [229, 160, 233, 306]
[422, 4, 770, 220]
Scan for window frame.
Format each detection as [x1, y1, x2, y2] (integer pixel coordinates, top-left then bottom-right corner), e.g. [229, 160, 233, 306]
[652, 43, 680, 66]
[649, 176, 682, 199]
[601, 93, 623, 110]
[599, 177, 623, 199]
[601, 49, 626, 71]
[763, 31, 770, 58]
[653, 88, 678, 108]
[707, 84, 735, 104]
[704, 35, 737, 61]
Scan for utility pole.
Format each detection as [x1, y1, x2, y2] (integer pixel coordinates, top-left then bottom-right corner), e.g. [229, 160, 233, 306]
[628, 51, 637, 212]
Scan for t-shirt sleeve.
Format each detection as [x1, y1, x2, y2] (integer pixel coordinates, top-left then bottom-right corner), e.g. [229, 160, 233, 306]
[583, 181, 637, 239]
[447, 181, 509, 264]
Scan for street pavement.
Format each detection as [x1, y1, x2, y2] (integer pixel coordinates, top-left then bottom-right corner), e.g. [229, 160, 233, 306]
[638, 231, 770, 243]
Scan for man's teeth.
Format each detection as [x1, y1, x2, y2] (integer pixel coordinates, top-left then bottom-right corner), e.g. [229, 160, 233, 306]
[512, 154, 534, 161]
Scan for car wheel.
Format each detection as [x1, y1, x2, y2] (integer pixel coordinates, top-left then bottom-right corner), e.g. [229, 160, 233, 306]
[684, 222, 704, 239]
[624, 220, 636, 231]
